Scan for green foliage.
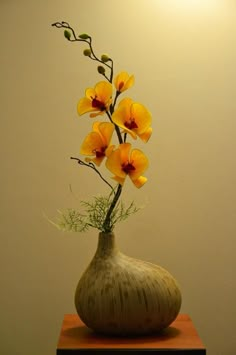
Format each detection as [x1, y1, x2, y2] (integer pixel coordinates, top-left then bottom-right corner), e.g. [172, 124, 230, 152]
[64, 29, 71, 40]
[53, 209, 89, 233]
[78, 33, 90, 39]
[83, 48, 91, 56]
[54, 194, 140, 233]
[97, 65, 105, 75]
[101, 54, 110, 63]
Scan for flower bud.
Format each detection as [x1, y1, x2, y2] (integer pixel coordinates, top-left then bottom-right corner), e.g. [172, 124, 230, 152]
[101, 54, 110, 63]
[83, 49, 91, 57]
[79, 33, 90, 40]
[97, 66, 105, 75]
[64, 30, 71, 40]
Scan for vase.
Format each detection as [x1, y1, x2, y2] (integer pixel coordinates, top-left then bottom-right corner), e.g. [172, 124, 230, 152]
[74, 232, 182, 336]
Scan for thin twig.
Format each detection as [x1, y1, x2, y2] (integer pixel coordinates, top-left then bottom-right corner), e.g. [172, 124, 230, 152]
[51, 22, 113, 82]
[70, 157, 114, 191]
[102, 184, 122, 232]
[106, 111, 123, 144]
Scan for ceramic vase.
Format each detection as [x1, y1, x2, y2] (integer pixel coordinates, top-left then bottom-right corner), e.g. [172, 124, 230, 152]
[74, 232, 182, 335]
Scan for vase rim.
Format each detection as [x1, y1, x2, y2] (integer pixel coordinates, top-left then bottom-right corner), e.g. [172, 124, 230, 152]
[99, 231, 115, 237]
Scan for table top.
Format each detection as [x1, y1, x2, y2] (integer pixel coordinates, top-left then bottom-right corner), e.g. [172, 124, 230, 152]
[57, 314, 206, 353]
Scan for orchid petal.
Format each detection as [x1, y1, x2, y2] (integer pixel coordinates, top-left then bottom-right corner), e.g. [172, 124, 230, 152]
[77, 81, 113, 117]
[80, 122, 114, 166]
[95, 81, 113, 102]
[105, 149, 126, 178]
[119, 143, 131, 164]
[97, 122, 114, 145]
[129, 149, 149, 180]
[131, 176, 147, 188]
[114, 72, 135, 92]
[112, 99, 137, 139]
[90, 111, 104, 118]
[77, 97, 97, 116]
[130, 103, 152, 133]
[123, 75, 135, 91]
[85, 156, 104, 166]
[112, 98, 152, 142]
[80, 132, 103, 156]
[85, 88, 96, 99]
[105, 145, 115, 157]
[138, 127, 153, 143]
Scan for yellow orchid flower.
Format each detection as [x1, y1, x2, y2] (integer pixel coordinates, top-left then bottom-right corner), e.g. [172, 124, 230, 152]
[77, 81, 113, 118]
[112, 98, 152, 142]
[114, 71, 134, 93]
[80, 122, 114, 166]
[106, 143, 148, 188]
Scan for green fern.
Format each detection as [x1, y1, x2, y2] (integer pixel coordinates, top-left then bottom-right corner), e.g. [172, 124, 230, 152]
[54, 209, 90, 232]
[53, 194, 140, 233]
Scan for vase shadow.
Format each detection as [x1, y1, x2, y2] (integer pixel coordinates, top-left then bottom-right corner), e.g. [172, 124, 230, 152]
[63, 324, 180, 344]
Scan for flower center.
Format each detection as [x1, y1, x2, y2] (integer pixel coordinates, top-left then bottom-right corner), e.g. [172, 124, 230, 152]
[122, 161, 135, 174]
[94, 146, 107, 158]
[91, 96, 106, 111]
[124, 118, 138, 130]
[118, 81, 124, 91]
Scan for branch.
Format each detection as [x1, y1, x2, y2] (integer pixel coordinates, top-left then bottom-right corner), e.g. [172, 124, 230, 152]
[70, 157, 114, 191]
[52, 21, 113, 83]
[106, 111, 123, 144]
[102, 184, 122, 232]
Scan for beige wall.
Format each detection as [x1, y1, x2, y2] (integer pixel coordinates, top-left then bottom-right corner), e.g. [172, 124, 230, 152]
[1, 0, 235, 354]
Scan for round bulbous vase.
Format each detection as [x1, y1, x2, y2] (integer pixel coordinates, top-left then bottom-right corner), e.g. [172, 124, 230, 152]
[74, 232, 182, 336]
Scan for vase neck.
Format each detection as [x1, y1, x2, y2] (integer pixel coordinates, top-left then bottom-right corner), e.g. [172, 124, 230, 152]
[95, 232, 118, 257]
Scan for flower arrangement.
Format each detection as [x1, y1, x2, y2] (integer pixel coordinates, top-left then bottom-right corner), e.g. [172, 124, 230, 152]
[52, 21, 152, 234]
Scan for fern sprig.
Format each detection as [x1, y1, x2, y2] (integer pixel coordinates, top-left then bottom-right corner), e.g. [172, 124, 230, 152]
[53, 194, 140, 233]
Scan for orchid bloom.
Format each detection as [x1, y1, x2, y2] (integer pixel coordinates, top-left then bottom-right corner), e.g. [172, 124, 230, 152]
[112, 98, 152, 142]
[106, 143, 148, 188]
[77, 81, 113, 118]
[80, 122, 114, 166]
[114, 71, 135, 93]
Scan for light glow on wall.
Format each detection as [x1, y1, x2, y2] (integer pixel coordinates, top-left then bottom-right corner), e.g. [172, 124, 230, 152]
[155, 0, 230, 13]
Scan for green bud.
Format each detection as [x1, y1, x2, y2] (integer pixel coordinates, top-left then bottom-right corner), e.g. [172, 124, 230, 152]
[97, 66, 105, 75]
[79, 33, 90, 40]
[83, 49, 91, 57]
[101, 54, 110, 63]
[64, 30, 71, 40]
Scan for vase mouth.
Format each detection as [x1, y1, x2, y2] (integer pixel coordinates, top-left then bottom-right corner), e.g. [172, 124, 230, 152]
[99, 231, 115, 237]
[96, 231, 118, 256]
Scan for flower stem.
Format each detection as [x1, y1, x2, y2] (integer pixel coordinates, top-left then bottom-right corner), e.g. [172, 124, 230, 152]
[103, 99, 124, 231]
[70, 157, 114, 191]
[102, 184, 122, 233]
[53, 21, 125, 233]
[106, 111, 123, 144]
[51, 22, 113, 83]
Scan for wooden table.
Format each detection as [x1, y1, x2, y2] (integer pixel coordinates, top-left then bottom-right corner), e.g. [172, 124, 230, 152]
[57, 314, 206, 354]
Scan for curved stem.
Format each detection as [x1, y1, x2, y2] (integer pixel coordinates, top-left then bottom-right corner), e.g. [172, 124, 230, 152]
[88, 38, 112, 71]
[70, 157, 114, 192]
[52, 22, 113, 83]
[112, 91, 120, 112]
[106, 111, 123, 144]
[102, 110, 124, 231]
[102, 184, 122, 232]
[109, 59, 114, 83]
[52, 22, 86, 43]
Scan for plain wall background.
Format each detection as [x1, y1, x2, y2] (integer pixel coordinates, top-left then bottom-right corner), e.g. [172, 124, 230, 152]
[1, 0, 235, 354]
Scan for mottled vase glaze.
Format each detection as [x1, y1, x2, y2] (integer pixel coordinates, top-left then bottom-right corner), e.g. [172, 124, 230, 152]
[74, 232, 182, 335]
